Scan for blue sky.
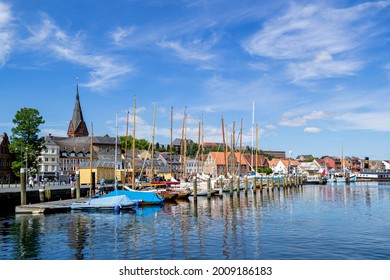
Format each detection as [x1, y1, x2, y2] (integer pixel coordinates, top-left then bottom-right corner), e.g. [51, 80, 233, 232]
[1, 0, 390, 160]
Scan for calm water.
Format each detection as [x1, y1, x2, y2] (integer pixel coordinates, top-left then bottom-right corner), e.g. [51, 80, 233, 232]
[1, 182, 390, 260]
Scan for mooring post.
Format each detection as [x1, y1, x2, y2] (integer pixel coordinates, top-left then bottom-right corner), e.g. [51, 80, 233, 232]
[193, 177, 198, 200]
[76, 170, 81, 199]
[230, 177, 234, 196]
[207, 177, 211, 199]
[244, 176, 248, 194]
[20, 168, 26, 205]
[219, 176, 223, 197]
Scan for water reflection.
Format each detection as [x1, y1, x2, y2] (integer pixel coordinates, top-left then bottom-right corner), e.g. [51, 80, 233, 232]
[2, 183, 390, 259]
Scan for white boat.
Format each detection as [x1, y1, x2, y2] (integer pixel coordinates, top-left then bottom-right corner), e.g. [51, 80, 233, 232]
[70, 194, 138, 211]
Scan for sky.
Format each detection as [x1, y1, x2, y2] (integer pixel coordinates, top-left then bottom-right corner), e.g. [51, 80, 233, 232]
[1, 0, 390, 160]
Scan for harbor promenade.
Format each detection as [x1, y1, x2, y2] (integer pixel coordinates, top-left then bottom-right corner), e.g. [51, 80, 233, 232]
[0, 182, 94, 213]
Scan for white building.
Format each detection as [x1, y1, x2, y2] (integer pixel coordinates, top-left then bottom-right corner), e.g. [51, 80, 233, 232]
[38, 134, 60, 181]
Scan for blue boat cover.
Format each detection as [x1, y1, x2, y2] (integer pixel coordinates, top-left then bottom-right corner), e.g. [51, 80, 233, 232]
[103, 189, 164, 204]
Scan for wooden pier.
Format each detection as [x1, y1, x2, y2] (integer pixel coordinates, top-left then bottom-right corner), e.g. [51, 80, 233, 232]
[15, 198, 88, 214]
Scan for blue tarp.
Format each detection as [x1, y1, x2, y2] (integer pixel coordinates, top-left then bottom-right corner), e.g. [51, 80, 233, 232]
[103, 189, 164, 204]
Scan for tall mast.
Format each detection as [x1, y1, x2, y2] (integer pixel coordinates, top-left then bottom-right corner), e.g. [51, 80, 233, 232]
[222, 116, 228, 177]
[232, 121, 235, 177]
[132, 96, 136, 189]
[89, 122, 93, 196]
[183, 107, 187, 180]
[170, 107, 173, 179]
[180, 107, 185, 180]
[342, 145, 344, 177]
[150, 104, 156, 180]
[125, 108, 129, 171]
[251, 102, 255, 168]
[114, 113, 118, 190]
[256, 123, 259, 174]
[196, 120, 201, 174]
[239, 118, 242, 176]
[201, 113, 204, 173]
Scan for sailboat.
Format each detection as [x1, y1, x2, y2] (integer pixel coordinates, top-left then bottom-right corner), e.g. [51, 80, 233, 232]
[331, 146, 357, 183]
[71, 115, 139, 211]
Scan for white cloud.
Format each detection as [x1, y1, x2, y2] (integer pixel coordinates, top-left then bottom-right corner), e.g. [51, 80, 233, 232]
[23, 16, 133, 91]
[158, 31, 220, 63]
[335, 112, 390, 132]
[243, 1, 389, 81]
[110, 26, 136, 45]
[0, 2, 13, 68]
[304, 127, 321, 133]
[158, 39, 215, 62]
[265, 124, 276, 130]
[41, 128, 67, 137]
[279, 111, 328, 127]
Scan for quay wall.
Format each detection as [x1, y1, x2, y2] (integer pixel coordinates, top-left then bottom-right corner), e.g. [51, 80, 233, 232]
[0, 187, 90, 213]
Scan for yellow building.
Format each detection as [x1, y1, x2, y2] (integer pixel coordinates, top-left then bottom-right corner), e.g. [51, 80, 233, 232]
[79, 161, 117, 185]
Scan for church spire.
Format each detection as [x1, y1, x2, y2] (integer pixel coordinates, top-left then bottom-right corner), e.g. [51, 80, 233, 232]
[67, 80, 89, 138]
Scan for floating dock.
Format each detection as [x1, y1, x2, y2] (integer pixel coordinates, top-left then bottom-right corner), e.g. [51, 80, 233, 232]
[15, 198, 88, 214]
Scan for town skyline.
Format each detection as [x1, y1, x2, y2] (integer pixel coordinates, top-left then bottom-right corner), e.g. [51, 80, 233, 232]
[1, 0, 390, 160]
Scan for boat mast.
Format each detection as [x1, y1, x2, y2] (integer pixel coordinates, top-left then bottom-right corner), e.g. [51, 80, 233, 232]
[256, 123, 259, 175]
[124, 108, 129, 183]
[239, 118, 242, 177]
[114, 113, 118, 191]
[251, 102, 255, 169]
[232, 121, 235, 177]
[181, 106, 187, 181]
[89, 122, 93, 197]
[221, 116, 228, 178]
[183, 107, 187, 180]
[170, 106, 173, 179]
[342, 145, 345, 177]
[196, 119, 201, 175]
[150, 104, 156, 181]
[132, 96, 136, 189]
[201, 113, 204, 174]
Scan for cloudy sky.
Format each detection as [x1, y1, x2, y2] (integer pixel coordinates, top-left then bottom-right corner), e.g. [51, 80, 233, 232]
[1, 0, 390, 159]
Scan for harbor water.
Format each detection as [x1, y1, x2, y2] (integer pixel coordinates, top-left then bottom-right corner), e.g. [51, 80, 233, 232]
[1, 182, 390, 260]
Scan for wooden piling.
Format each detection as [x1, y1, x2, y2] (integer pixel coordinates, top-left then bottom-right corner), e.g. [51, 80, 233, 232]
[20, 168, 26, 206]
[193, 177, 197, 200]
[230, 177, 234, 196]
[207, 177, 211, 199]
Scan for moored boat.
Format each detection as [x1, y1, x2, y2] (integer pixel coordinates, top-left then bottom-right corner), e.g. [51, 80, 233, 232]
[107, 188, 165, 205]
[70, 194, 138, 211]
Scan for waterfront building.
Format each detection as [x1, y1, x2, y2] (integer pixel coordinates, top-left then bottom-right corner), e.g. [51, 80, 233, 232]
[226, 152, 251, 176]
[38, 134, 60, 181]
[203, 152, 227, 177]
[262, 150, 286, 159]
[243, 153, 269, 171]
[269, 158, 301, 174]
[0, 133, 15, 184]
[186, 159, 198, 176]
[54, 135, 120, 181]
[296, 154, 314, 161]
[202, 142, 224, 152]
[78, 160, 116, 185]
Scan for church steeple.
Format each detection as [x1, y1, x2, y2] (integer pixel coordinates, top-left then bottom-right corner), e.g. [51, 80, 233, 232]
[67, 80, 89, 138]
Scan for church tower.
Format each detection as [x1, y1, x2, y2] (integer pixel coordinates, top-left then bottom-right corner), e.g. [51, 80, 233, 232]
[67, 82, 89, 138]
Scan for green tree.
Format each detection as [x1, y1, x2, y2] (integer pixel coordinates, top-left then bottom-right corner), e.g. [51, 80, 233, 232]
[9, 108, 45, 178]
[120, 136, 151, 151]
